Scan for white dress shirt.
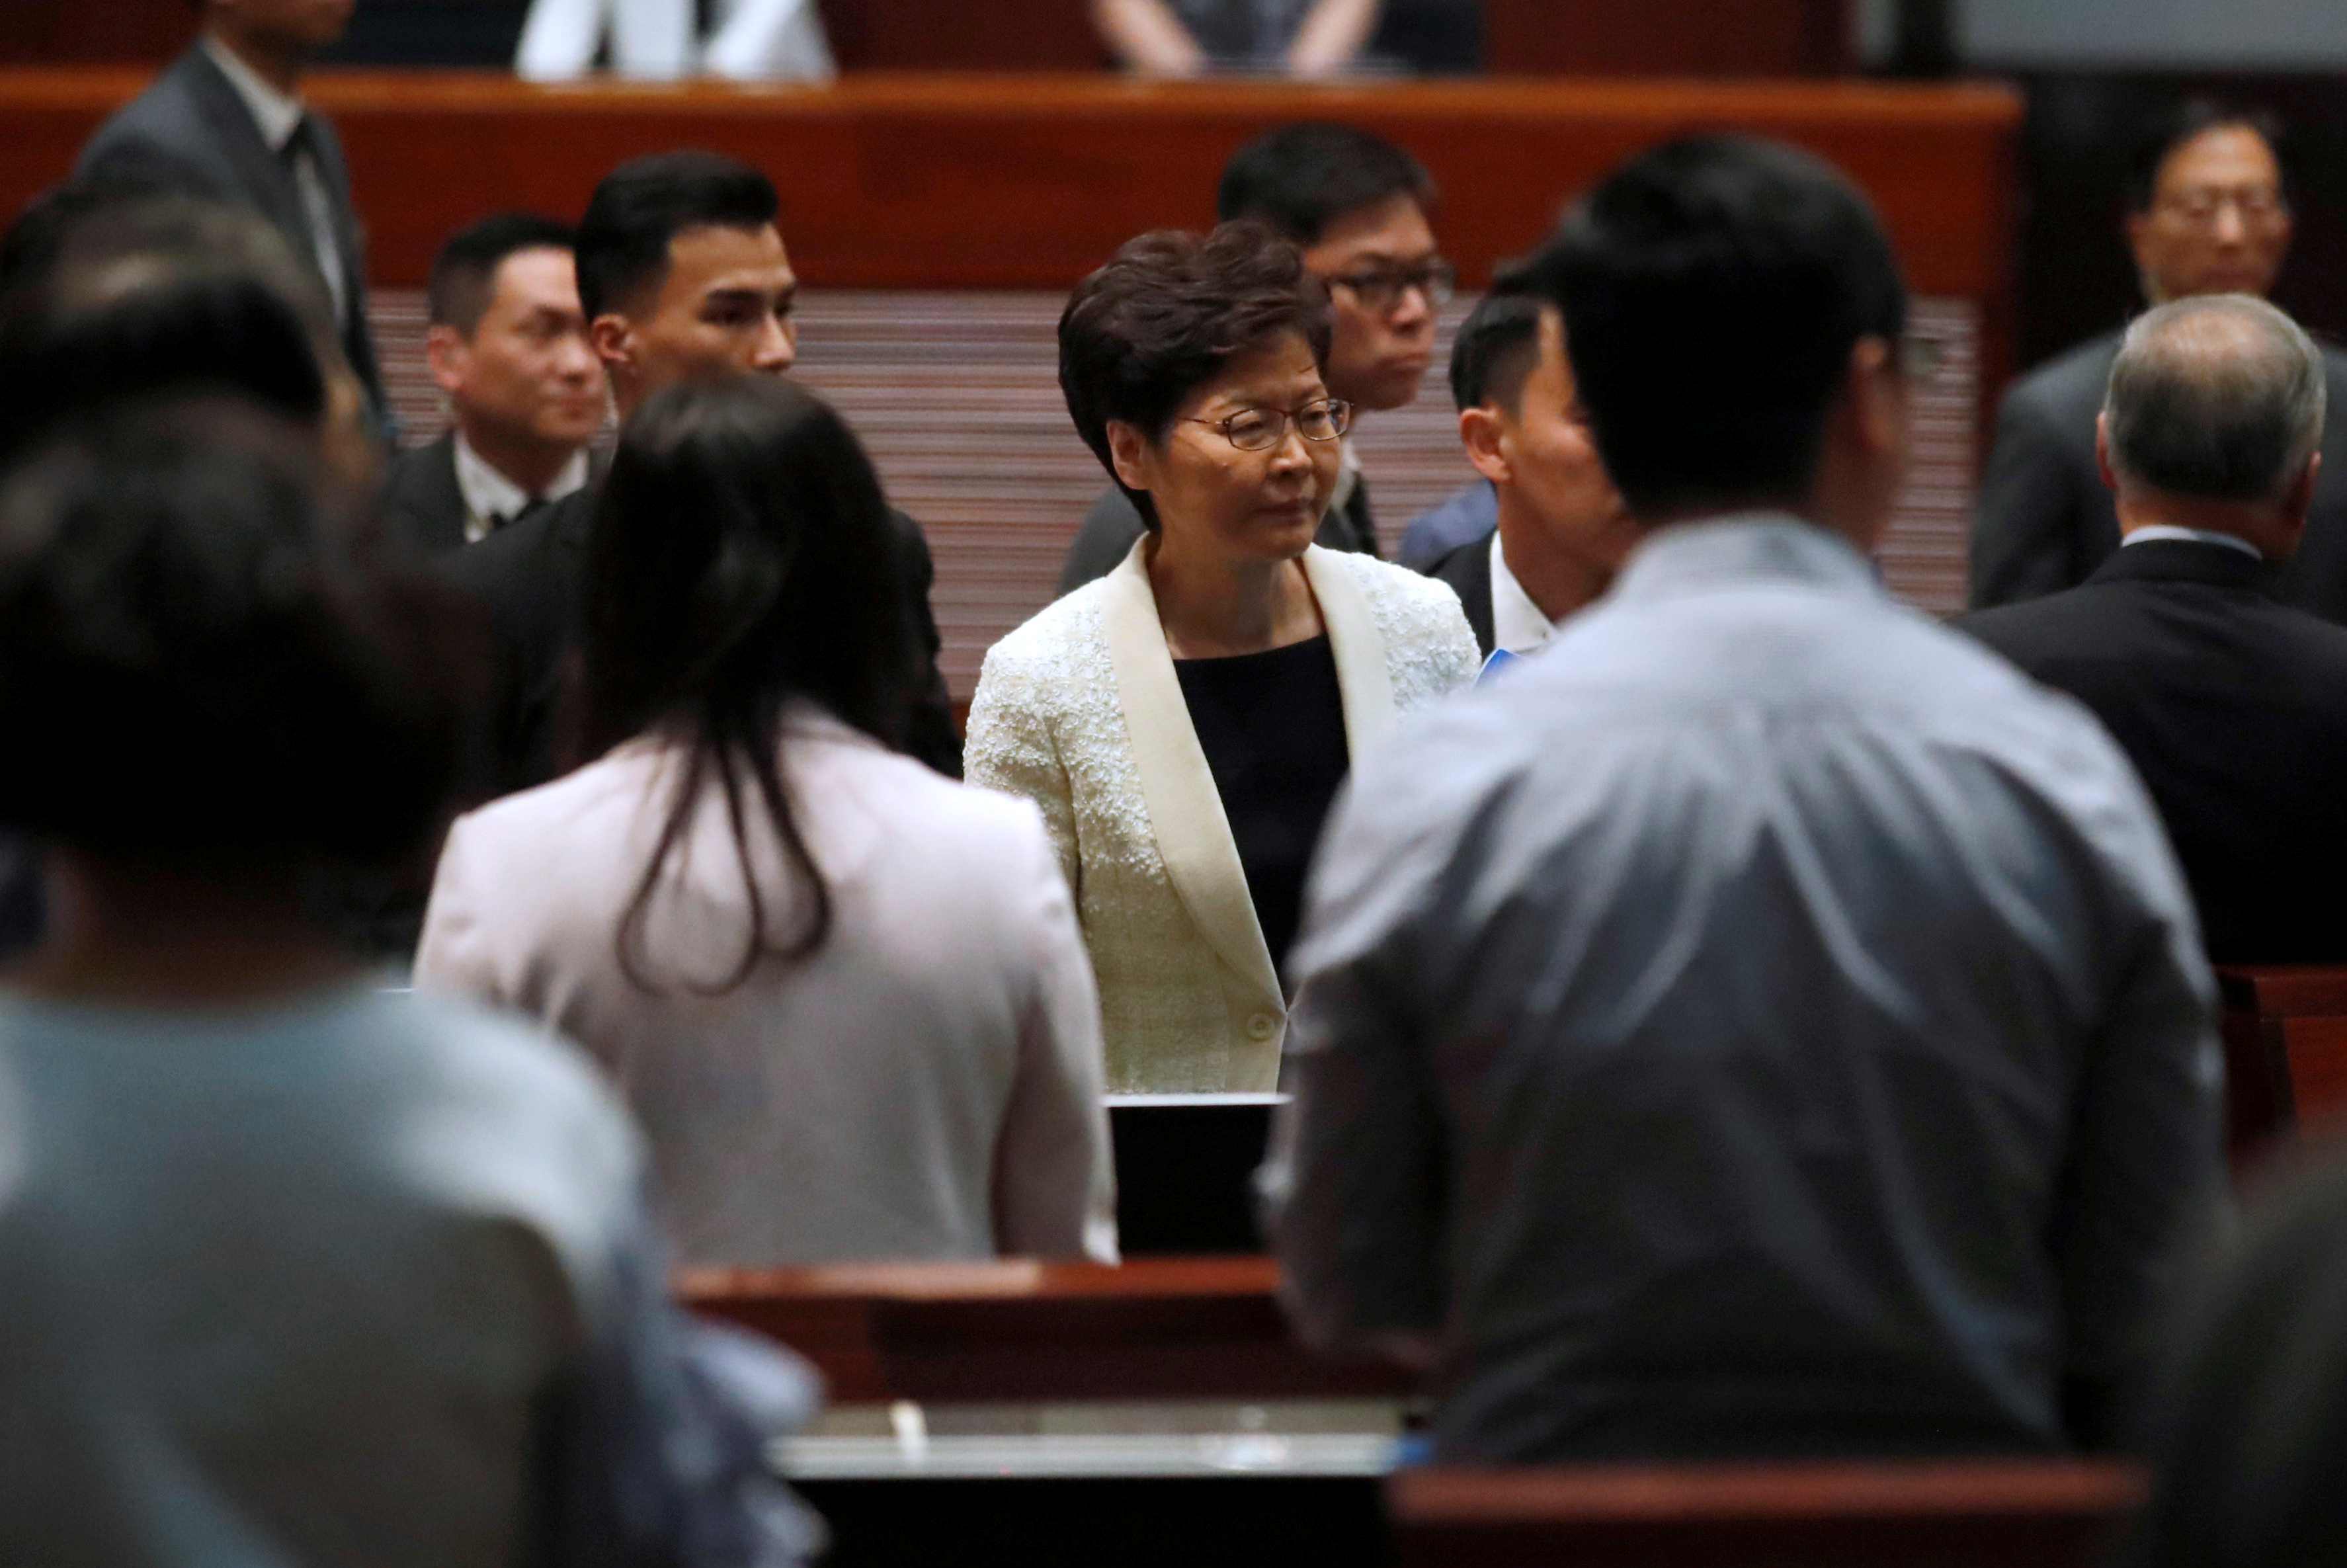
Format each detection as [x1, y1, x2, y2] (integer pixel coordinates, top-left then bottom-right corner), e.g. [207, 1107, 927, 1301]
[1268, 514, 2225, 1462]
[201, 36, 348, 327]
[454, 433, 589, 545]
[1488, 528, 1565, 656]
[2123, 523, 2263, 559]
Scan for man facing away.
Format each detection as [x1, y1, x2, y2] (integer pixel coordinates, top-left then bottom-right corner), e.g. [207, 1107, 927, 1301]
[1055, 121, 1449, 590]
[1971, 99, 2347, 622]
[444, 151, 961, 794]
[380, 213, 607, 556]
[1266, 135, 2226, 1462]
[1420, 288, 1636, 662]
[1964, 296, 2347, 965]
[74, 0, 390, 432]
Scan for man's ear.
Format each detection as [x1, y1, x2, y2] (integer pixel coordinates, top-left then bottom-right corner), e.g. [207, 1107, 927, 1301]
[1848, 335, 1903, 456]
[2094, 412, 2121, 495]
[424, 323, 468, 399]
[2283, 449, 2322, 530]
[1106, 419, 1156, 493]
[1460, 403, 1511, 486]
[589, 314, 634, 374]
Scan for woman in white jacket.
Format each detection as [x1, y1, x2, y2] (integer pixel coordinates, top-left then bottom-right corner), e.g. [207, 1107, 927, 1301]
[419, 376, 1115, 1268]
[966, 224, 1478, 1094]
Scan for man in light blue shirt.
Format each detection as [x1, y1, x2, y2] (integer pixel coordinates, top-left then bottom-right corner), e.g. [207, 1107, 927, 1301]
[1266, 136, 2226, 1462]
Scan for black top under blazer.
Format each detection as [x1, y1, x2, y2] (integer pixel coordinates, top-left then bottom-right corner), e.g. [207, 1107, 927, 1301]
[74, 46, 389, 426]
[1970, 330, 2347, 624]
[440, 485, 966, 798]
[1960, 538, 2347, 964]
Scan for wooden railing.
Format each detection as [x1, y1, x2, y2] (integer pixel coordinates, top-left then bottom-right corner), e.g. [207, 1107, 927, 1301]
[2217, 963, 2347, 1161]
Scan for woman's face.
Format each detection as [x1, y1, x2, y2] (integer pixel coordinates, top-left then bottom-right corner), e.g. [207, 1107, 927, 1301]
[1110, 331, 1341, 566]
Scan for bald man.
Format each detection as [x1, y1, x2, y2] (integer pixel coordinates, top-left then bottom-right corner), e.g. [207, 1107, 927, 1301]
[1964, 295, 2347, 962]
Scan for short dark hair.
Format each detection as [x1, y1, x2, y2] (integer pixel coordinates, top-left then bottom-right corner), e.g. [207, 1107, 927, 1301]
[574, 151, 779, 321]
[0, 202, 332, 462]
[1216, 123, 1436, 245]
[1059, 223, 1333, 532]
[0, 397, 464, 869]
[1532, 135, 1907, 518]
[1449, 290, 1545, 413]
[428, 211, 577, 334]
[2124, 98, 2290, 216]
[581, 375, 912, 992]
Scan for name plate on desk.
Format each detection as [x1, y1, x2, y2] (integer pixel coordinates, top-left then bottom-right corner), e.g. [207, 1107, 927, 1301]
[1106, 1093, 1288, 1256]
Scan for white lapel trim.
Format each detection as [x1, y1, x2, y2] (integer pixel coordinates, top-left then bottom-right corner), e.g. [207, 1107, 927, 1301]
[1300, 546, 1397, 759]
[1099, 540, 1284, 1016]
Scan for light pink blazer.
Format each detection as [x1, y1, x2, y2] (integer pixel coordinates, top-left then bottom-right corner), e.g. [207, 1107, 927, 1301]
[415, 706, 1117, 1268]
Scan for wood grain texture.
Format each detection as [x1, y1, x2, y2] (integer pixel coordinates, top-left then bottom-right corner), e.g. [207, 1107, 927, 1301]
[1388, 1460, 2147, 1568]
[0, 70, 2018, 297]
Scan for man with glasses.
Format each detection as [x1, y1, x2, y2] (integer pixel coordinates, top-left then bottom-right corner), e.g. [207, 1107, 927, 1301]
[1056, 122, 1451, 592]
[1972, 100, 2347, 622]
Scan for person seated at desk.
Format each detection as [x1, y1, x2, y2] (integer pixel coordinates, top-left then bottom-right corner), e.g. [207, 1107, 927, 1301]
[1057, 123, 1452, 592]
[0, 395, 818, 1563]
[1096, 0, 1377, 76]
[1963, 296, 2347, 964]
[968, 223, 1477, 1094]
[419, 375, 1116, 1269]
[1266, 135, 2224, 1463]
[1420, 288, 1636, 659]
[380, 212, 606, 556]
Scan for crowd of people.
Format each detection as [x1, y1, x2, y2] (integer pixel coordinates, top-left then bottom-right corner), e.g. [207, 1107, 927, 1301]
[9, 1, 2347, 1563]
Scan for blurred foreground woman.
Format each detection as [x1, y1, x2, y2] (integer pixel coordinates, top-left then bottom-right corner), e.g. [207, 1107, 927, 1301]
[0, 397, 817, 1565]
[418, 376, 1115, 1268]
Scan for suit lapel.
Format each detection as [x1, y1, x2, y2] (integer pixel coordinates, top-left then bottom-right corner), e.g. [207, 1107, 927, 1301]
[1301, 546, 1397, 761]
[175, 50, 312, 249]
[1099, 541, 1284, 1015]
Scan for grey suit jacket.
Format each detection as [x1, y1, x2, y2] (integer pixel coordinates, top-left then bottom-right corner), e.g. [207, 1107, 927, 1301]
[1971, 329, 2347, 623]
[74, 46, 388, 425]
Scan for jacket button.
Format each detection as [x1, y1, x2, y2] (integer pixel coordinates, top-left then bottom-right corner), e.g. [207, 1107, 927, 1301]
[1247, 1013, 1279, 1042]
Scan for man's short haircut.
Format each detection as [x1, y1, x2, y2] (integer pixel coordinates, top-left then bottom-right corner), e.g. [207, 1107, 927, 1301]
[1216, 123, 1437, 246]
[1059, 222, 1333, 532]
[428, 211, 577, 335]
[574, 151, 779, 321]
[2104, 295, 2325, 501]
[0, 199, 332, 461]
[0, 397, 464, 868]
[1449, 288, 1545, 414]
[1533, 135, 1907, 518]
[2124, 98, 2291, 216]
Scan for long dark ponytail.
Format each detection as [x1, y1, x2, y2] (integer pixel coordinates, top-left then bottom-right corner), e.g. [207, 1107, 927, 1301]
[580, 374, 911, 991]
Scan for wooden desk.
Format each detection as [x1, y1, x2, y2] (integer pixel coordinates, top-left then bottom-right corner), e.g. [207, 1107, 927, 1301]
[2217, 964, 2347, 1159]
[681, 1255, 1416, 1403]
[1389, 1459, 2149, 1568]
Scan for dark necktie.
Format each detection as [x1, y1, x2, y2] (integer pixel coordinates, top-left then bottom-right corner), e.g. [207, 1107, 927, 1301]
[492, 495, 551, 533]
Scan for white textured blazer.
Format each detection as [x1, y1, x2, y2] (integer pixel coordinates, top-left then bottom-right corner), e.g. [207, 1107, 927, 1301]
[415, 706, 1118, 1268]
[966, 541, 1480, 1093]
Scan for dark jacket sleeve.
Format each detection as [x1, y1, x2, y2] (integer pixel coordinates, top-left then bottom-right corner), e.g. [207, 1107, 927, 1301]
[1057, 487, 1150, 597]
[887, 507, 964, 778]
[1971, 386, 2090, 610]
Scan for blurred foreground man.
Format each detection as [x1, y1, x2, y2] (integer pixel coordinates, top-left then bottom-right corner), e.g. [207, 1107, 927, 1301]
[1971, 101, 2347, 619]
[1266, 136, 2225, 1462]
[1965, 297, 2347, 964]
[75, 0, 390, 429]
[381, 213, 605, 554]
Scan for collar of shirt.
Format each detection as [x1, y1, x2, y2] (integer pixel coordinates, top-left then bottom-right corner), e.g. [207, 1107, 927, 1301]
[2121, 523, 2264, 561]
[202, 34, 305, 152]
[1325, 440, 1361, 521]
[1489, 528, 1564, 656]
[1613, 513, 1881, 606]
[453, 433, 589, 544]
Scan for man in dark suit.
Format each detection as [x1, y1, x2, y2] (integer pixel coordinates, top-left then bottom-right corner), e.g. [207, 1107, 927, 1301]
[1973, 99, 2347, 624]
[381, 213, 606, 555]
[444, 151, 961, 794]
[1055, 123, 1449, 593]
[1422, 290, 1634, 661]
[73, 0, 388, 431]
[1964, 294, 2347, 963]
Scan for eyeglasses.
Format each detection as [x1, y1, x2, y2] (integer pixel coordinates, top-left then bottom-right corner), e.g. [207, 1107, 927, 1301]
[1322, 261, 1458, 315]
[2157, 187, 2289, 231]
[1178, 399, 1353, 452]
